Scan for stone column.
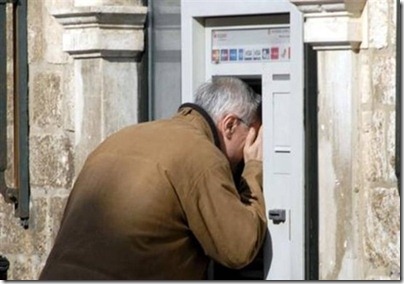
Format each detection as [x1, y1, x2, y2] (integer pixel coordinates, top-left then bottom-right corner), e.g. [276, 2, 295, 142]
[51, 3, 147, 173]
[290, 0, 367, 280]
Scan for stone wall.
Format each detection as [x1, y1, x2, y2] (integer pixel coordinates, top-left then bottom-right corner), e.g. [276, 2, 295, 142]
[359, 0, 399, 279]
[1, 0, 74, 279]
[315, 0, 400, 280]
[0, 0, 146, 279]
[0, 0, 400, 280]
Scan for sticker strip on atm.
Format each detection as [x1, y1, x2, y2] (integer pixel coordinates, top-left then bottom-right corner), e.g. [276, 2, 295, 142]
[211, 28, 290, 64]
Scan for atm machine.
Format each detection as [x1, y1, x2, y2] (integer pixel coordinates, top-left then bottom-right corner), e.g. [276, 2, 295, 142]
[181, 0, 304, 280]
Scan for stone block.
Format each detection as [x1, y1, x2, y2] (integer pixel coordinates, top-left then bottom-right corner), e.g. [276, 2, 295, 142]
[29, 133, 74, 189]
[0, 197, 48, 256]
[386, 111, 397, 182]
[6, 74, 14, 122]
[27, 0, 44, 63]
[52, 5, 147, 59]
[49, 196, 69, 243]
[0, 192, 69, 279]
[103, 60, 139, 136]
[1, 207, 34, 255]
[5, 134, 15, 189]
[29, 197, 49, 256]
[359, 52, 371, 105]
[43, 5, 70, 64]
[7, 255, 47, 280]
[0, 202, 14, 234]
[389, 0, 397, 46]
[367, 0, 389, 49]
[362, 110, 387, 182]
[365, 187, 400, 275]
[7, 255, 36, 280]
[62, 67, 75, 132]
[74, 0, 143, 6]
[371, 52, 396, 105]
[31, 72, 63, 128]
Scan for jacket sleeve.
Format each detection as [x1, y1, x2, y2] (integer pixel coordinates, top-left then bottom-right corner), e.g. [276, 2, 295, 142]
[182, 159, 267, 269]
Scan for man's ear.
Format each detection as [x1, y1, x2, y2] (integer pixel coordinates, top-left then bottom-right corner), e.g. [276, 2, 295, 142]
[220, 114, 237, 139]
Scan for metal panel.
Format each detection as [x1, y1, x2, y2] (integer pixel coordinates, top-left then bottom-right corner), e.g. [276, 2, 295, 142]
[148, 0, 182, 120]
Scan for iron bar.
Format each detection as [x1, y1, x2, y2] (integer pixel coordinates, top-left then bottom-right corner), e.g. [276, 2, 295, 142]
[304, 43, 319, 280]
[0, 0, 10, 203]
[13, 0, 29, 228]
[0, 0, 30, 229]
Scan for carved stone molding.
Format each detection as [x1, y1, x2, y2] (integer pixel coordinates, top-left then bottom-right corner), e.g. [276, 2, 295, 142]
[51, 5, 147, 59]
[290, 0, 368, 50]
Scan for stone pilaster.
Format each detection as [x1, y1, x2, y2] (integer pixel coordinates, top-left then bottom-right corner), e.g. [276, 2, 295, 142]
[289, 0, 368, 280]
[290, 0, 367, 50]
[51, 3, 147, 173]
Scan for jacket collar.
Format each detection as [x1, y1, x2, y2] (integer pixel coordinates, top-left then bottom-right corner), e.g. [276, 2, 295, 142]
[177, 103, 221, 149]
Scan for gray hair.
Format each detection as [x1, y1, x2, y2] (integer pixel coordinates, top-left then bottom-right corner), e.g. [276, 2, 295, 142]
[193, 77, 261, 126]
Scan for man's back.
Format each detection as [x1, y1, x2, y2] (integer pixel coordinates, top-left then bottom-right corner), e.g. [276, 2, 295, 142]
[39, 109, 223, 280]
[39, 105, 266, 280]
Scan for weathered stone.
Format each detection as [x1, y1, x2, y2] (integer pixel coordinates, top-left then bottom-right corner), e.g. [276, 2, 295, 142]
[62, 67, 75, 132]
[389, 0, 397, 46]
[0, 196, 48, 255]
[4, 135, 15, 189]
[31, 72, 63, 128]
[386, 111, 397, 182]
[0, 203, 13, 232]
[29, 133, 74, 189]
[27, 0, 44, 63]
[1, 205, 35, 255]
[7, 255, 36, 280]
[43, 4, 70, 64]
[359, 52, 372, 105]
[74, 0, 143, 6]
[363, 110, 387, 182]
[0, 192, 69, 280]
[372, 53, 396, 105]
[103, 60, 139, 136]
[30, 197, 49, 256]
[367, 0, 389, 49]
[365, 187, 400, 274]
[49, 196, 69, 243]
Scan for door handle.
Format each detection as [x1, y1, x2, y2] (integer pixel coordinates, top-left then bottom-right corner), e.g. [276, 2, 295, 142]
[268, 209, 286, 224]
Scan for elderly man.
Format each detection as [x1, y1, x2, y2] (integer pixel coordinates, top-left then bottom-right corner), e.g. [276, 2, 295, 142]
[39, 77, 266, 280]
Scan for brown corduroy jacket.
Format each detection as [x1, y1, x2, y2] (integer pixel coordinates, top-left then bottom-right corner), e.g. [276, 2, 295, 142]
[39, 104, 267, 280]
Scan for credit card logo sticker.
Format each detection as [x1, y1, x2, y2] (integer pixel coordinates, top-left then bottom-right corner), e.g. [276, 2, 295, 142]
[230, 49, 238, 61]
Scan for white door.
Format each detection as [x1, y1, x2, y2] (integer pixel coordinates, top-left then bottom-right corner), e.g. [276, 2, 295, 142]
[262, 61, 304, 279]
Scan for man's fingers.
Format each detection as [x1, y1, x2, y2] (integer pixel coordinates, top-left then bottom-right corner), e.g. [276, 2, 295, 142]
[244, 126, 263, 162]
[245, 127, 257, 147]
[256, 125, 263, 141]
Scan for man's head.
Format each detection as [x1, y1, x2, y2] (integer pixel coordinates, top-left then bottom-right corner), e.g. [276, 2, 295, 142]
[194, 77, 262, 171]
